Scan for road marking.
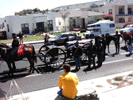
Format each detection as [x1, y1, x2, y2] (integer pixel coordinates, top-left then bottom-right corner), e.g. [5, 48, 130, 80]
[103, 57, 133, 65]
[25, 74, 42, 78]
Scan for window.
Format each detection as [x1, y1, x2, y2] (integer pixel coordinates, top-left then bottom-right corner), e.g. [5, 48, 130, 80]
[61, 34, 67, 38]
[119, 18, 125, 23]
[59, 22, 61, 25]
[69, 34, 74, 36]
[91, 25, 96, 27]
[119, 8, 124, 14]
[110, 24, 115, 28]
[96, 24, 100, 27]
[93, 29, 100, 32]
[7, 24, 10, 32]
[128, 8, 132, 14]
[109, 9, 112, 14]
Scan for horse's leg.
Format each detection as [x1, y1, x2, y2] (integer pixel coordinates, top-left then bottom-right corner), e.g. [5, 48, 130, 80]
[6, 62, 14, 76]
[108, 44, 110, 54]
[12, 61, 16, 71]
[27, 57, 39, 73]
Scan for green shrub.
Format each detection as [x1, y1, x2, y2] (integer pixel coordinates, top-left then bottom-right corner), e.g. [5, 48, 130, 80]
[112, 83, 119, 86]
[114, 76, 123, 81]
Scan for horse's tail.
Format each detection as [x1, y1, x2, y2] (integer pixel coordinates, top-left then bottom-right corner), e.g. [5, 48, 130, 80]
[32, 46, 37, 63]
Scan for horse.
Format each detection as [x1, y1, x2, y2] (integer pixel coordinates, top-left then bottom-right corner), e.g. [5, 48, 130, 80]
[95, 34, 117, 54]
[105, 34, 117, 54]
[0, 43, 39, 76]
[122, 32, 132, 49]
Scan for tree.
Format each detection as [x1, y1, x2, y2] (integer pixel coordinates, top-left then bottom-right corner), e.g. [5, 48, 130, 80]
[59, 11, 69, 32]
[14, 8, 48, 16]
[104, 14, 113, 21]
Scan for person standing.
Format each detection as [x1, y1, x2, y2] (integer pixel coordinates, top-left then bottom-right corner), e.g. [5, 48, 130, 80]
[127, 32, 132, 56]
[96, 39, 103, 67]
[18, 31, 23, 44]
[58, 64, 79, 99]
[44, 34, 49, 44]
[73, 41, 82, 70]
[114, 31, 121, 54]
[101, 34, 106, 61]
[64, 35, 69, 48]
[86, 40, 96, 69]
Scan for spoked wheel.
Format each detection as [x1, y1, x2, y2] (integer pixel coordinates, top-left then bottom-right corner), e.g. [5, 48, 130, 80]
[38, 45, 50, 63]
[81, 44, 90, 65]
[45, 48, 66, 69]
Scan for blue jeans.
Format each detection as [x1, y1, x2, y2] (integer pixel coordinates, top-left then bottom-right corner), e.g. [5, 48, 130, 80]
[75, 56, 81, 68]
[129, 44, 132, 54]
[57, 89, 63, 96]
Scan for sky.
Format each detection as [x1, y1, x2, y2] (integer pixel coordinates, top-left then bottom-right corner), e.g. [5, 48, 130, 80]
[0, 0, 100, 18]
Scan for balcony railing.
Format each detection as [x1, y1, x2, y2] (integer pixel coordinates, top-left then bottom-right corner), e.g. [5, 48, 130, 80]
[116, 13, 133, 16]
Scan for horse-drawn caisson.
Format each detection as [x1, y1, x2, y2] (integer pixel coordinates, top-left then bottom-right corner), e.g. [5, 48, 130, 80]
[0, 33, 120, 76]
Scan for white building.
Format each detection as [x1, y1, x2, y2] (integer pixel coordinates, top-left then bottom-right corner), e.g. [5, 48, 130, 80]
[0, 14, 47, 39]
[99, 0, 133, 28]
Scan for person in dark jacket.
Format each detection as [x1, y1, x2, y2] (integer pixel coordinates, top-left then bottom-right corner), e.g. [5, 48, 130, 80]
[96, 39, 103, 67]
[114, 31, 121, 54]
[64, 35, 69, 48]
[11, 33, 19, 56]
[101, 34, 106, 61]
[73, 41, 82, 70]
[86, 40, 96, 69]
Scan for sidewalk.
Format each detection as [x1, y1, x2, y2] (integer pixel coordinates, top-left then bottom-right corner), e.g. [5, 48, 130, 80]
[5, 70, 133, 100]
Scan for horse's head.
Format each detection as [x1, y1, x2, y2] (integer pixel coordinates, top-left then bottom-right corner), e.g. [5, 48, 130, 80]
[0, 43, 10, 59]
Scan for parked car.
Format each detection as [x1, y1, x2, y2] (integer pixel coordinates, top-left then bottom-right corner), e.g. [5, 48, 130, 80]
[49, 32, 81, 45]
[120, 24, 133, 33]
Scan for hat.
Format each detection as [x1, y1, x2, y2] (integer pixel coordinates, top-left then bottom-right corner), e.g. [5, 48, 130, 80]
[75, 41, 79, 44]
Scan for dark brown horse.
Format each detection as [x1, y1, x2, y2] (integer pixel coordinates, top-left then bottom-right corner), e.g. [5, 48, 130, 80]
[95, 34, 117, 54]
[0, 43, 39, 76]
[105, 34, 117, 54]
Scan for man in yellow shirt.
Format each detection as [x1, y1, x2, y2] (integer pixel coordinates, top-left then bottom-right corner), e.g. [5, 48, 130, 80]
[58, 64, 79, 99]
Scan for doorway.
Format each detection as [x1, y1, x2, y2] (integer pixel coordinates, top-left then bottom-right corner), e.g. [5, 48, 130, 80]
[36, 22, 44, 32]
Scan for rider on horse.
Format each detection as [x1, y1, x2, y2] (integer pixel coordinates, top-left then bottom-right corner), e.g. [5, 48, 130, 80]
[11, 33, 19, 61]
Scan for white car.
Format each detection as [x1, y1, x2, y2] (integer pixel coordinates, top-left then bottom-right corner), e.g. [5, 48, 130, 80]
[66, 39, 95, 49]
[120, 24, 133, 33]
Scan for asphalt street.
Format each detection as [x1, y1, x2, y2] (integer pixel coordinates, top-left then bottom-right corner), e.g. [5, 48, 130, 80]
[0, 41, 133, 98]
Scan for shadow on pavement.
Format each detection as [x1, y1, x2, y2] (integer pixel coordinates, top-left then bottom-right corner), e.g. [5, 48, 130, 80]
[83, 65, 102, 72]
[55, 94, 99, 100]
[0, 72, 30, 83]
[0, 89, 7, 99]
